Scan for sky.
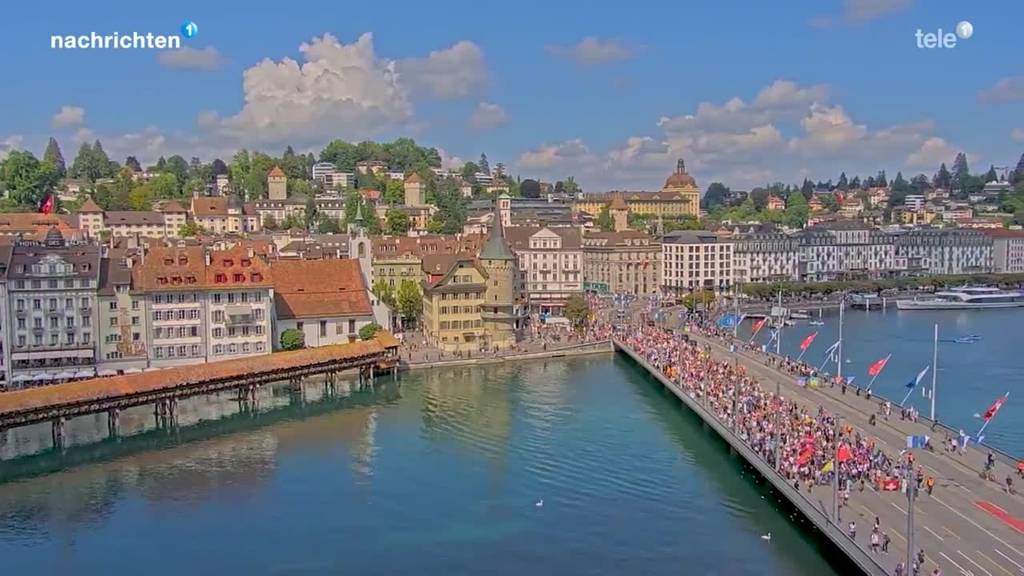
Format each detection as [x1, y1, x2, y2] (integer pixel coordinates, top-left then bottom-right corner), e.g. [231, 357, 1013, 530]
[2, 0, 1023, 191]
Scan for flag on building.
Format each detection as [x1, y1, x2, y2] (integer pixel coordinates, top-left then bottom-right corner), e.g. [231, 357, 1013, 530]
[905, 366, 930, 389]
[906, 435, 929, 449]
[799, 331, 818, 351]
[867, 355, 890, 377]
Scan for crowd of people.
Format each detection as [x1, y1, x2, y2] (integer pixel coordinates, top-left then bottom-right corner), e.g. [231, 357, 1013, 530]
[610, 319, 935, 576]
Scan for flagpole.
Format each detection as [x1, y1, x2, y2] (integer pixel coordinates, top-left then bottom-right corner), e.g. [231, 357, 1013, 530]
[974, 392, 1010, 443]
[930, 323, 938, 421]
[865, 354, 891, 391]
[899, 387, 914, 407]
[776, 286, 782, 356]
[837, 295, 844, 380]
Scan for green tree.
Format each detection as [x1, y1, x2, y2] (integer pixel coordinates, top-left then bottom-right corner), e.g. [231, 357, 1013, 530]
[837, 172, 848, 190]
[385, 208, 411, 234]
[358, 322, 381, 341]
[800, 178, 814, 200]
[43, 137, 66, 178]
[431, 179, 468, 233]
[461, 161, 480, 182]
[396, 279, 422, 326]
[124, 155, 142, 172]
[703, 182, 730, 210]
[0, 150, 59, 207]
[984, 165, 998, 183]
[164, 155, 190, 191]
[178, 221, 206, 237]
[372, 278, 395, 307]
[934, 163, 952, 189]
[280, 328, 305, 350]
[951, 152, 969, 192]
[262, 214, 279, 230]
[595, 205, 613, 231]
[520, 178, 541, 198]
[563, 293, 590, 332]
[384, 178, 405, 205]
[478, 153, 490, 174]
[317, 214, 342, 233]
[784, 192, 809, 227]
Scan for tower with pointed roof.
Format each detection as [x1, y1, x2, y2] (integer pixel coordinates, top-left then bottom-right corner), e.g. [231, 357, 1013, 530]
[478, 204, 517, 349]
[609, 193, 629, 232]
[268, 166, 287, 200]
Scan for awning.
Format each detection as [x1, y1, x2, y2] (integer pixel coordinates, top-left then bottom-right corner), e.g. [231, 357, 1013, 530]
[144, 367, 162, 372]
[97, 369, 118, 377]
[75, 369, 96, 378]
[123, 367, 143, 374]
[55, 371, 77, 380]
[12, 374, 31, 383]
[32, 373, 53, 382]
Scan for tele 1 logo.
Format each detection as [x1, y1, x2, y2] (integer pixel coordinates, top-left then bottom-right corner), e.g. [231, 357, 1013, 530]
[915, 21, 972, 49]
[181, 20, 198, 39]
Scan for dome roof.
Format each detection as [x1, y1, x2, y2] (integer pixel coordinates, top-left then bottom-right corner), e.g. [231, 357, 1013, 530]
[664, 158, 697, 189]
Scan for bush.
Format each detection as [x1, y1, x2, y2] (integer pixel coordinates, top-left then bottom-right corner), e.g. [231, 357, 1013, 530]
[358, 323, 381, 340]
[280, 328, 305, 351]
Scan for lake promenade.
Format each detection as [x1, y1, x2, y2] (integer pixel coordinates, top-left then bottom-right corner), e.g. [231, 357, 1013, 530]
[614, 321, 1024, 576]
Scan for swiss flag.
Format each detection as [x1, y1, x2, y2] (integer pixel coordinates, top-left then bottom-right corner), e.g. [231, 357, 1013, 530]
[867, 355, 890, 377]
[799, 331, 818, 351]
[39, 194, 54, 215]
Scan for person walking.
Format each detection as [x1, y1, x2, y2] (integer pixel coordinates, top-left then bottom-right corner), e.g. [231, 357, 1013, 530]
[848, 520, 856, 540]
[882, 532, 891, 553]
[870, 530, 879, 553]
[926, 476, 935, 496]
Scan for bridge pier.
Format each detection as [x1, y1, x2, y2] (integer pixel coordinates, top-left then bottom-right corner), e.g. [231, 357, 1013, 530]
[107, 408, 120, 439]
[51, 417, 66, 451]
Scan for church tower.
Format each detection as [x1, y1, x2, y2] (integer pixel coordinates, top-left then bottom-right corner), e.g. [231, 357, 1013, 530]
[478, 205, 517, 350]
[267, 166, 287, 200]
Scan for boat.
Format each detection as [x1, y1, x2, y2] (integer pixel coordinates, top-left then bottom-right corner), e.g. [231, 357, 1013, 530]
[849, 293, 883, 310]
[896, 287, 1024, 310]
[809, 320, 825, 326]
[954, 335, 983, 343]
[790, 310, 811, 320]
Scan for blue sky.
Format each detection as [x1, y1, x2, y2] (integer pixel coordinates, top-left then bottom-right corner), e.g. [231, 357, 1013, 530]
[2, 0, 1022, 190]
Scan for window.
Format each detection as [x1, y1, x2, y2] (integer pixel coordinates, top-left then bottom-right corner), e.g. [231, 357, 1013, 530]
[348, 319, 356, 334]
[109, 301, 118, 310]
[319, 321, 327, 338]
[17, 318, 25, 330]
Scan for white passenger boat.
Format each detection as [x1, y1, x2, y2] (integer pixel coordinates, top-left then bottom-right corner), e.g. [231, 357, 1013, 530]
[896, 287, 1024, 310]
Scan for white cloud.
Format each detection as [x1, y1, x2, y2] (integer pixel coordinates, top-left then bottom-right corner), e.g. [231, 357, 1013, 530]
[158, 46, 227, 71]
[788, 104, 867, 153]
[52, 105, 85, 129]
[396, 41, 487, 99]
[1012, 128, 1024, 143]
[546, 37, 638, 66]
[844, 0, 913, 23]
[470, 102, 508, 129]
[438, 148, 464, 170]
[0, 135, 24, 158]
[517, 139, 593, 169]
[978, 76, 1024, 104]
[905, 137, 958, 169]
[658, 80, 828, 133]
[202, 33, 486, 148]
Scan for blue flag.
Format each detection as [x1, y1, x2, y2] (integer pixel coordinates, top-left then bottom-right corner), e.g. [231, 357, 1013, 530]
[905, 366, 930, 389]
[906, 435, 929, 449]
[718, 314, 738, 328]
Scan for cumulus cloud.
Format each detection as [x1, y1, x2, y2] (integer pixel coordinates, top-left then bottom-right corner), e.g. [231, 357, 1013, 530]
[0, 135, 24, 158]
[1012, 128, 1024, 143]
[514, 78, 961, 190]
[547, 37, 638, 66]
[397, 41, 487, 98]
[518, 139, 593, 169]
[52, 105, 85, 129]
[978, 76, 1024, 104]
[905, 137, 960, 169]
[470, 102, 508, 129]
[158, 46, 228, 71]
[844, 0, 913, 23]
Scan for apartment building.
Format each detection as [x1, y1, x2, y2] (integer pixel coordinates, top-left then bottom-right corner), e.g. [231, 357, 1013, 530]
[97, 249, 148, 373]
[505, 226, 582, 315]
[732, 229, 801, 284]
[661, 230, 733, 293]
[574, 159, 700, 219]
[798, 221, 898, 281]
[6, 229, 100, 386]
[893, 228, 993, 275]
[192, 196, 260, 234]
[78, 199, 188, 239]
[581, 230, 661, 295]
[421, 257, 489, 352]
[987, 229, 1024, 273]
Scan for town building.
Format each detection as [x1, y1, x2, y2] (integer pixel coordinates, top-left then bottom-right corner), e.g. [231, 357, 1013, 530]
[420, 257, 490, 352]
[192, 196, 261, 234]
[731, 229, 801, 284]
[798, 221, 898, 281]
[395, 172, 434, 231]
[581, 230, 661, 295]
[987, 229, 1024, 274]
[6, 229, 100, 386]
[312, 161, 355, 190]
[96, 248, 148, 374]
[505, 226, 583, 315]
[267, 166, 288, 201]
[893, 228, 993, 275]
[0, 245, 11, 388]
[76, 199, 188, 239]
[476, 213, 517, 349]
[661, 230, 734, 294]
[766, 195, 786, 211]
[574, 159, 701, 219]
[271, 259, 375, 348]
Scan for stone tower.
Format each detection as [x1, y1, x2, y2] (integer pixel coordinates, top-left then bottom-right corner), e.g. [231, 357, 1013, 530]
[497, 192, 512, 228]
[404, 172, 425, 206]
[609, 193, 629, 232]
[268, 166, 287, 200]
[478, 205, 517, 350]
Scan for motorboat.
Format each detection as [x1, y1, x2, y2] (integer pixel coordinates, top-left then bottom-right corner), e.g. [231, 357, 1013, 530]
[896, 287, 1024, 310]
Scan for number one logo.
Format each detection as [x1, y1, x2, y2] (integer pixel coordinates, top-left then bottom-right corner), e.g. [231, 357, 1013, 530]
[181, 20, 198, 39]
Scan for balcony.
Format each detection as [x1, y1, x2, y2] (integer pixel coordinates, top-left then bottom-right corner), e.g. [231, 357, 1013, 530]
[225, 305, 258, 326]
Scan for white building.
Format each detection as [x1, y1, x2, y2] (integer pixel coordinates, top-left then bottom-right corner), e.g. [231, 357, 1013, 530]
[904, 194, 926, 211]
[6, 230, 100, 387]
[505, 226, 583, 315]
[661, 231, 734, 293]
[732, 229, 801, 284]
[988, 229, 1024, 274]
[271, 259, 376, 348]
[894, 228, 993, 275]
[312, 162, 355, 190]
[798, 221, 898, 281]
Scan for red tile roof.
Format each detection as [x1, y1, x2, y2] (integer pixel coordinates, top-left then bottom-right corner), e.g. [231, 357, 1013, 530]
[272, 259, 372, 319]
[191, 197, 228, 217]
[268, 166, 286, 178]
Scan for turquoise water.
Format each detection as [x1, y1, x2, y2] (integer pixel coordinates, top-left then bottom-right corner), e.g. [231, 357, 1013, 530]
[0, 358, 846, 575]
[743, 306, 1023, 455]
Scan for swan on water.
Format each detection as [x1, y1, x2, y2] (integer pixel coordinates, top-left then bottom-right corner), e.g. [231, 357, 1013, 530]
[536, 500, 544, 507]
[761, 533, 771, 541]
